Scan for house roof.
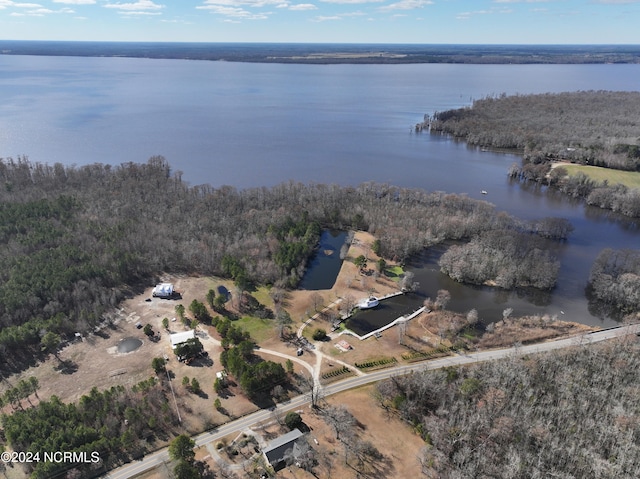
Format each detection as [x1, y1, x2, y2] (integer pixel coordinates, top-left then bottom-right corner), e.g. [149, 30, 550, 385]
[263, 429, 303, 466]
[170, 330, 195, 349]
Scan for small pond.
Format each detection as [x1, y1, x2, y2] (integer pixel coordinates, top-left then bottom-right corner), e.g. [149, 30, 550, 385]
[299, 230, 348, 290]
[117, 337, 143, 353]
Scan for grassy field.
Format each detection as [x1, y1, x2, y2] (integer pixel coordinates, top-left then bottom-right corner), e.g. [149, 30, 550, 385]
[236, 315, 276, 342]
[384, 265, 405, 280]
[561, 164, 640, 189]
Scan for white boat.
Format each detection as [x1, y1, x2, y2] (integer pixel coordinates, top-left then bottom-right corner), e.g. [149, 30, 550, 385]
[358, 297, 380, 309]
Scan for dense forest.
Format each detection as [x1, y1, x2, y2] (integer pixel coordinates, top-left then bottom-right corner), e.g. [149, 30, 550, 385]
[1, 378, 170, 478]
[376, 338, 640, 478]
[427, 91, 640, 170]
[438, 230, 562, 290]
[589, 249, 640, 314]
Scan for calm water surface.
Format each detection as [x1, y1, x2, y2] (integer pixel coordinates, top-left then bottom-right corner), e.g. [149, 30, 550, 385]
[1, 55, 639, 327]
[299, 230, 347, 291]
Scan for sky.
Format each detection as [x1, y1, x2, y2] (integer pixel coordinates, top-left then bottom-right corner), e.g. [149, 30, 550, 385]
[0, 0, 639, 44]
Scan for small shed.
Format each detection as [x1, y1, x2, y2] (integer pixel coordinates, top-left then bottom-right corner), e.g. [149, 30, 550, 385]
[263, 429, 304, 469]
[169, 330, 196, 349]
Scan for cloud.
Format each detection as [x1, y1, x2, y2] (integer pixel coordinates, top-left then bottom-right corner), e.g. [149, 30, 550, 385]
[289, 2, 317, 9]
[196, 3, 271, 19]
[312, 14, 342, 20]
[11, 7, 52, 15]
[104, 0, 163, 11]
[0, 1, 44, 7]
[493, 0, 549, 3]
[456, 6, 514, 19]
[288, 2, 317, 9]
[199, 0, 283, 7]
[378, 0, 433, 12]
[53, 0, 96, 4]
[320, 0, 384, 4]
[197, 0, 287, 19]
[3, 1, 81, 16]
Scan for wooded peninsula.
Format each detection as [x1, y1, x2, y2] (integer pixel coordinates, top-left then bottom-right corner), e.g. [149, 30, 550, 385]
[425, 90, 640, 218]
[0, 156, 583, 371]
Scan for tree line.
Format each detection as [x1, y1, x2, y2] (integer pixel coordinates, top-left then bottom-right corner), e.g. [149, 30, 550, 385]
[376, 338, 640, 478]
[1, 378, 172, 479]
[427, 91, 640, 171]
[589, 248, 640, 315]
[508, 163, 640, 218]
[438, 229, 562, 290]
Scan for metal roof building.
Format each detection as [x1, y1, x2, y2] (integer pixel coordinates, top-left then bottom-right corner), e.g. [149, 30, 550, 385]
[169, 330, 196, 349]
[263, 429, 304, 468]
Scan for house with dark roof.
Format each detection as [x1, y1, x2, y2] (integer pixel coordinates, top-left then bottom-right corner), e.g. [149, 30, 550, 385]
[262, 429, 304, 469]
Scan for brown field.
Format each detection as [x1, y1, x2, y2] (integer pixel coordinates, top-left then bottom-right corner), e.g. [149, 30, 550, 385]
[136, 385, 425, 479]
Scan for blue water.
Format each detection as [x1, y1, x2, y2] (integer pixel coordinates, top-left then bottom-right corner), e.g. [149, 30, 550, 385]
[299, 230, 348, 290]
[1, 52, 639, 326]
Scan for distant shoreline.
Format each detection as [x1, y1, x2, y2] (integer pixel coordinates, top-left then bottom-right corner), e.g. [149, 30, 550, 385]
[1, 41, 639, 64]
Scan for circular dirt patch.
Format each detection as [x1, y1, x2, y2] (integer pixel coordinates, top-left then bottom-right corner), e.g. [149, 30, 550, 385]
[117, 337, 143, 353]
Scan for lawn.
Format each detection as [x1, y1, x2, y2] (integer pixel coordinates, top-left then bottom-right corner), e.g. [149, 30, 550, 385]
[236, 315, 276, 342]
[252, 285, 275, 308]
[561, 164, 640, 189]
[384, 265, 405, 280]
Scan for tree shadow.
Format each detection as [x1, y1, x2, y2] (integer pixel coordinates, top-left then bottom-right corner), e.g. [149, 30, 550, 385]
[188, 357, 214, 368]
[94, 329, 111, 339]
[54, 359, 78, 374]
[196, 390, 209, 400]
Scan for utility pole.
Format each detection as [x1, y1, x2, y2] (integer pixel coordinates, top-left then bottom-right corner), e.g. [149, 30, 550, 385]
[166, 361, 181, 423]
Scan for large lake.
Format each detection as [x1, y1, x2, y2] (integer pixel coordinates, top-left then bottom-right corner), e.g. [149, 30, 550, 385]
[1, 54, 639, 327]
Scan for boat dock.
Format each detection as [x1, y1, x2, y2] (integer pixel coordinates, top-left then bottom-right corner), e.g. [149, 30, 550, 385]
[341, 305, 428, 341]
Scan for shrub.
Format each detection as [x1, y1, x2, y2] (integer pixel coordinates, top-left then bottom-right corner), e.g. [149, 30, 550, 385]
[312, 328, 327, 341]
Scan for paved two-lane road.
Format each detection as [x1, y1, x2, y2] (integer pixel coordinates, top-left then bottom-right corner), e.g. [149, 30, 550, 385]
[105, 324, 640, 479]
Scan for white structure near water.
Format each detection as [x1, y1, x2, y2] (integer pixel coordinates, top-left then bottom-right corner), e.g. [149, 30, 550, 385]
[357, 296, 380, 309]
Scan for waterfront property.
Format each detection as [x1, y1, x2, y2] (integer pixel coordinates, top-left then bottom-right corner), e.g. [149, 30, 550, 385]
[358, 296, 380, 309]
[344, 306, 427, 341]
